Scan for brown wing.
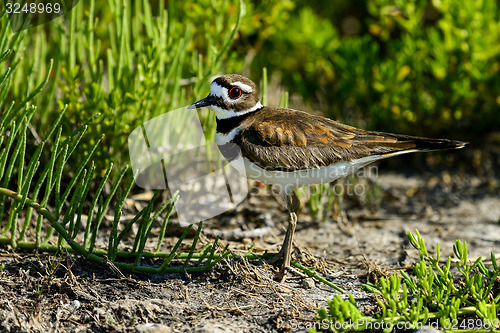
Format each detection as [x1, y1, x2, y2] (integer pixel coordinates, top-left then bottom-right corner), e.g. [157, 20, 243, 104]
[236, 108, 465, 171]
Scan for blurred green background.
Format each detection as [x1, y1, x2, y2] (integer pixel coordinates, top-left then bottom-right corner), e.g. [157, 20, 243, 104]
[239, 0, 500, 136]
[2, 0, 500, 174]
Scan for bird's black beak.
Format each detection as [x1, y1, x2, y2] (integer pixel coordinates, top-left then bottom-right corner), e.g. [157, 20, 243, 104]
[188, 95, 214, 109]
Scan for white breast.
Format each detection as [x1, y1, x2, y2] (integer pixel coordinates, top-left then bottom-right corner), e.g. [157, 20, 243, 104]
[241, 155, 384, 194]
[216, 127, 241, 145]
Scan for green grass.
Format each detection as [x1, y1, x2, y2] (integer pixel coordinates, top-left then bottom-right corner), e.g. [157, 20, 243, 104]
[0, 1, 242, 273]
[0, 103, 229, 273]
[3, 0, 245, 176]
[311, 230, 500, 332]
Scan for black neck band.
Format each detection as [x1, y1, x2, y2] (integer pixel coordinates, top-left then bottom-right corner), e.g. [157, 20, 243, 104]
[216, 110, 259, 134]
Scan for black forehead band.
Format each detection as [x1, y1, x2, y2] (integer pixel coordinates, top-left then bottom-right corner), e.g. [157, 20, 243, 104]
[213, 77, 237, 90]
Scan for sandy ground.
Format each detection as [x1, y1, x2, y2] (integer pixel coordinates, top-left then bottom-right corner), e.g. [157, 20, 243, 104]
[1, 146, 499, 332]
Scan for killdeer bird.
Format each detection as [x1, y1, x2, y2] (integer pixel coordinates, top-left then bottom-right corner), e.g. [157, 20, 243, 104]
[188, 74, 466, 281]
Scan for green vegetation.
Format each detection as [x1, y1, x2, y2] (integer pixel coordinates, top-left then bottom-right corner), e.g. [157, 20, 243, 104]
[0, 0, 498, 325]
[311, 231, 500, 332]
[5, 0, 496, 179]
[0, 0, 244, 273]
[3, 0, 244, 174]
[244, 0, 500, 137]
[0, 62, 228, 272]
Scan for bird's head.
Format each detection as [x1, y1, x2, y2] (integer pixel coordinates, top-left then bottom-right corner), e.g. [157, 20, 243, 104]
[188, 74, 263, 119]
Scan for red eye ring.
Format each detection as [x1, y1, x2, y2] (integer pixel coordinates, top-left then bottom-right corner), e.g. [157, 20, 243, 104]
[228, 86, 242, 99]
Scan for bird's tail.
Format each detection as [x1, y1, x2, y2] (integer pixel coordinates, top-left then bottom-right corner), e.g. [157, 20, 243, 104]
[377, 133, 467, 158]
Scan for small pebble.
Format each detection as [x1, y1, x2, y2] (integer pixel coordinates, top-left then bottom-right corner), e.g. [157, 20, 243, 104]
[301, 278, 315, 289]
[135, 323, 171, 333]
[72, 300, 81, 309]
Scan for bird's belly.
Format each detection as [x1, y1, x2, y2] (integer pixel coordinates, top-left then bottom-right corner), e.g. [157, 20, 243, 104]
[242, 156, 382, 193]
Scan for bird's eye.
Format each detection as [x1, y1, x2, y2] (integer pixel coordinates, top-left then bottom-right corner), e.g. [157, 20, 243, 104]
[228, 87, 242, 99]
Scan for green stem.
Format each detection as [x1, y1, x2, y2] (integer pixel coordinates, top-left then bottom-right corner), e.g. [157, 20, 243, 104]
[292, 261, 344, 293]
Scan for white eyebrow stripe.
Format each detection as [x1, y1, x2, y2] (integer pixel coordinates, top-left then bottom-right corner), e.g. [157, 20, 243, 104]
[210, 82, 227, 98]
[232, 81, 253, 93]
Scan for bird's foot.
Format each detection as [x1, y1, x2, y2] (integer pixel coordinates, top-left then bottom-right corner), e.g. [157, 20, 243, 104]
[273, 266, 288, 282]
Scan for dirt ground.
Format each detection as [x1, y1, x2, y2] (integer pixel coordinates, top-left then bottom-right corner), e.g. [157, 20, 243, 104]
[1, 145, 499, 332]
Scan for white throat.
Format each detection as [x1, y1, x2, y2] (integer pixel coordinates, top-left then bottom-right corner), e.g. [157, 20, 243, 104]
[210, 101, 263, 119]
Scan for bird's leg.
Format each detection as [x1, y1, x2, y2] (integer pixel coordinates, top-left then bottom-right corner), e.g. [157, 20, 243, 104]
[274, 191, 300, 282]
[266, 215, 293, 264]
[266, 191, 299, 263]
[266, 231, 290, 264]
